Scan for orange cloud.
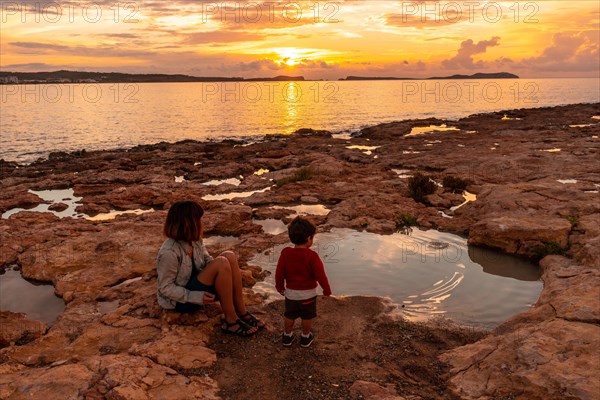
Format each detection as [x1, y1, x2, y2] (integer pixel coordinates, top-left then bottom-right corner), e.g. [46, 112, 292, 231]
[442, 37, 501, 70]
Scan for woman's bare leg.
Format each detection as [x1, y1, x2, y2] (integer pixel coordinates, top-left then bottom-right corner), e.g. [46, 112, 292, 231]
[198, 256, 239, 322]
[219, 250, 246, 315]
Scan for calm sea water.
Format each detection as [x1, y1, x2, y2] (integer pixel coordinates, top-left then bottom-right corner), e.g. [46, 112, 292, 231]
[1, 78, 598, 163]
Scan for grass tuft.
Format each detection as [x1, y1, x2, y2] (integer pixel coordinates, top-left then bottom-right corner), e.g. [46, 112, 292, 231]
[395, 212, 418, 234]
[275, 167, 320, 187]
[408, 173, 437, 203]
[528, 242, 569, 260]
[442, 176, 470, 193]
[565, 215, 578, 227]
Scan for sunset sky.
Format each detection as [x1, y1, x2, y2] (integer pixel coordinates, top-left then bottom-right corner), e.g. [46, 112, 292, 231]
[1, 0, 598, 79]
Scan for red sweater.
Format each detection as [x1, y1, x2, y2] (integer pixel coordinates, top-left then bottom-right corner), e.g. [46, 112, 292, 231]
[275, 247, 332, 296]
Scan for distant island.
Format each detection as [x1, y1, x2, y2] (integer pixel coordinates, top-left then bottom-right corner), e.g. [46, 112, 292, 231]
[0, 70, 305, 84]
[341, 72, 519, 81]
[0, 70, 518, 84]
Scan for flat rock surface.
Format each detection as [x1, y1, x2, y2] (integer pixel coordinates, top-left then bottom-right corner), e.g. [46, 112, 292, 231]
[1, 103, 599, 399]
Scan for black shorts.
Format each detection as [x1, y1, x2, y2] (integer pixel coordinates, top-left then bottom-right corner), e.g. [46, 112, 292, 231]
[284, 296, 317, 320]
[174, 273, 218, 313]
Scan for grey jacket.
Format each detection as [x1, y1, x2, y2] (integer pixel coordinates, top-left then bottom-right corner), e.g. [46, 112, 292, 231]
[156, 238, 214, 309]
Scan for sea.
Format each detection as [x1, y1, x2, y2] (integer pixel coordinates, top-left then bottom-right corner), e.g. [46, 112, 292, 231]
[1, 78, 598, 163]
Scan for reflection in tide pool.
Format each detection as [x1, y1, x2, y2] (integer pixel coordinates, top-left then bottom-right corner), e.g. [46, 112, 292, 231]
[406, 124, 459, 136]
[254, 219, 288, 235]
[202, 186, 271, 201]
[0, 269, 65, 325]
[1, 188, 83, 219]
[87, 209, 154, 221]
[272, 204, 330, 216]
[450, 191, 477, 212]
[1, 188, 155, 221]
[202, 177, 242, 186]
[392, 169, 413, 179]
[203, 236, 240, 252]
[251, 228, 541, 328]
[346, 145, 380, 155]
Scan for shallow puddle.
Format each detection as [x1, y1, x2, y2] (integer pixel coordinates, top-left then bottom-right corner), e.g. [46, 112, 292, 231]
[332, 132, 354, 140]
[542, 148, 561, 153]
[346, 145, 380, 155]
[204, 236, 240, 252]
[406, 124, 459, 137]
[86, 209, 154, 221]
[202, 186, 271, 201]
[254, 169, 270, 176]
[557, 179, 578, 184]
[439, 211, 454, 219]
[392, 169, 413, 179]
[202, 178, 242, 186]
[2, 188, 83, 219]
[0, 269, 65, 325]
[2, 188, 155, 221]
[501, 115, 523, 121]
[570, 124, 594, 128]
[450, 191, 477, 212]
[272, 204, 331, 216]
[251, 228, 541, 328]
[254, 219, 287, 235]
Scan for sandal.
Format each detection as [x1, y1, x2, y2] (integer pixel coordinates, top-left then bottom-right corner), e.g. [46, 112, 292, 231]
[221, 319, 257, 337]
[239, 312, 265, 329]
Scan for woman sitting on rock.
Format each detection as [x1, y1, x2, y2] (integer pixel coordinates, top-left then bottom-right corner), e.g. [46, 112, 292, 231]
[156, 200, 264, 336]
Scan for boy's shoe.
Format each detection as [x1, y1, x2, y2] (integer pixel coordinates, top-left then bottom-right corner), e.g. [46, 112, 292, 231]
[300, 332, 314, 348]
[282, 333, 295, 347]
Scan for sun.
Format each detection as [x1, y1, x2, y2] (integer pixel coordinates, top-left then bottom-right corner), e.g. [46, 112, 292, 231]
[274, 48, 304, 67]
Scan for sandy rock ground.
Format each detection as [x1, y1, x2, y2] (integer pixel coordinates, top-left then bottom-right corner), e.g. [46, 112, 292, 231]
[0, 103, 599, 399]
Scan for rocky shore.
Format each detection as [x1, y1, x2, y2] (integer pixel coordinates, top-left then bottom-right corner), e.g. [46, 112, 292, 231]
[0, 103, 598, 399]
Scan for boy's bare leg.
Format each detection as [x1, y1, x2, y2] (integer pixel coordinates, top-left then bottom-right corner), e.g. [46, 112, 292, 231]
[284, 318, 295, 334]
[301, 319, 312, 335]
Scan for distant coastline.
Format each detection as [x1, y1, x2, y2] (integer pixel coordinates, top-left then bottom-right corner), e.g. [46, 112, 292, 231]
[0, 70, 518, 84]
[0, 71, 307, 85]
[341, 72, 519, 81]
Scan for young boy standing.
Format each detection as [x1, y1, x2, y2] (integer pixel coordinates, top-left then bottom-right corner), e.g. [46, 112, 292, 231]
[276, 216, 332, 347]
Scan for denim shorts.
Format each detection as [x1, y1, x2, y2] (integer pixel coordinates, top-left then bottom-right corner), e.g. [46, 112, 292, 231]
[284, 296, 317, 320]
[174, 273, 218, 313]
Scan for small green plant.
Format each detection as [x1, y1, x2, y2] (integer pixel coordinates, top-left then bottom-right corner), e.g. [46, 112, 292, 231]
[395, 212, 418, 234]
[275, 166, 319, 187]
[442, 176, 470, 193]
[407, 173, 437, 203]
[395, 212, 417, 227]
[565, 215, 578, 227]
[529, 242, 569, 260]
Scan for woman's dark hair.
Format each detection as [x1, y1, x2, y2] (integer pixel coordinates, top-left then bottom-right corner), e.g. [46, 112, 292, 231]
[164, 201, 204, 242]
[288, 216, 316, 245]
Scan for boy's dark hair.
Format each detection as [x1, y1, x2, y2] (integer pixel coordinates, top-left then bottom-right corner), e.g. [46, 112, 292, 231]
[288, 216, 316, 245]
[164, 201, 204, 242]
